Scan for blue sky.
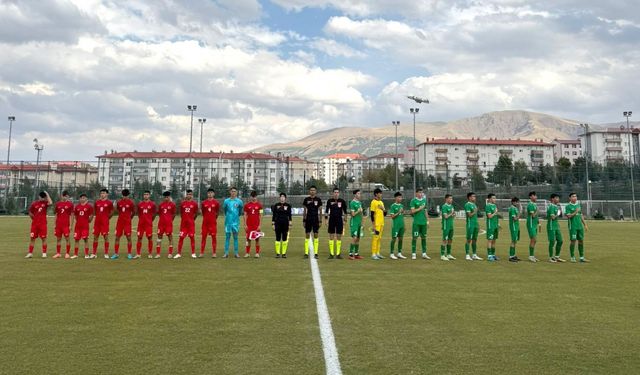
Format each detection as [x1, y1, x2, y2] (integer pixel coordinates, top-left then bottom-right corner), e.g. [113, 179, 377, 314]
[0, 0, 639, 160]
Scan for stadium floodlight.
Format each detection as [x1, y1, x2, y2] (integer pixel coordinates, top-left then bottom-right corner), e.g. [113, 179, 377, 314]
[392, 121, 400, 191]
[186, 105, 197, 189]
[624, 111, 636, 220]
[409, 108, 420, 192]
[33, 139, 44, 199]
[7, 116, 15, 165]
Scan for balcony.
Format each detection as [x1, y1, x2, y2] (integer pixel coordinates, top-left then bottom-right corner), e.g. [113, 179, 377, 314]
[436, 156, 448, 162]
[606, 146, 623, 152]
[466, 149, 479, 154]
[499, 149, 513, 154]
[605, 138, 621, 143]
[435, 148, 448, 153]
[467, 155, 479, 161]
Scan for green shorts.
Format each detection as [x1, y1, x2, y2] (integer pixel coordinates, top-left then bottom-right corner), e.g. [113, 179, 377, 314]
[412, 223, 427, 238]
[466, 225, 479, 240]
[486, 228, 499, 240]
[547, 229, 563, 243]
[442, 228, 454, 241]
[527, 226, 538, 239]
[392, 226, 405, 238]
[569, 229, 584, 241]
[350, 224, 362, 238]
[510, 229, 520, 242]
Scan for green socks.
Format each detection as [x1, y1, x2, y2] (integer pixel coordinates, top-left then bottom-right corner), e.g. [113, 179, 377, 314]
[569, 243, 575, 257]
[578, 243, 584, 258]
[509, 246, 515, 257]
[465, 243, 470, 255]
[529, 246, 534, 256]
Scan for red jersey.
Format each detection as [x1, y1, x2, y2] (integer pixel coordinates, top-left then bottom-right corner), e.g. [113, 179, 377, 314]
[201, 199, 220, 224]
[180, 200, 198, 224]
[74, 203, 94, 228]
[29, 200, 50, 226]
[244, 201, 263, 228]
[94, 199, 113, 223]
[137, 200, 157, 227]
[55, 201, 74, 228]
[159, 201, 177, 224]
[116, 198, 136, 224]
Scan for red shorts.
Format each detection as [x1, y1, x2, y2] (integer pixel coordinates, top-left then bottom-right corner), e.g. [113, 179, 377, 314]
[179, 221, 195, 237]
[54, 225, 70, 238]
[74, 226, 90, 241]
[201, 222, 217, 236]
[93, 221, 110, 236]
[245, 226, 259, 239]
[137, 224, 153, 238]
[30, 223, 47, 239]
[157, 221, 173, 236]
[115, 220, 132, 237]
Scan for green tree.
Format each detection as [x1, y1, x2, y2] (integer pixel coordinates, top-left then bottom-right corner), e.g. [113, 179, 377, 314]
[290, 181, 304, 195]
[513, 161, 529, 186]
[469, 167, 486, 191]
[491, 155, 514, 186]
[336, 175, 349, 193]
[555, 157, 572, 185]
[277, 178, 288, 195]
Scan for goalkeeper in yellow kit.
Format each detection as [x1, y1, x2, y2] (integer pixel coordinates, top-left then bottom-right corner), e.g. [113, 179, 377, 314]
[369, 188, 386, 260]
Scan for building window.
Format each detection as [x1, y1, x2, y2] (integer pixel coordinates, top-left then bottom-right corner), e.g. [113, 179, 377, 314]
[162, 159, 168, 163]
[162, 168, 167, 172]
[161, 177, 166, 181]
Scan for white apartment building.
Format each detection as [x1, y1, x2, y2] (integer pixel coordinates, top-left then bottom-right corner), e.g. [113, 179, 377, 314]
[580, 127, 640, 165]
[416, 138, 555, 183]
[552, 139, 582, 163]
[96, 151, 318, 196]
[0, 162, 97, 194]
[320, 153, 366, 185]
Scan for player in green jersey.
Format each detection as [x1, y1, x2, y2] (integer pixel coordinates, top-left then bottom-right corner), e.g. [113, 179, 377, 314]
[389, 192, 407, 260]
[410, 188, 430, 260]
[508, 197, 522, 262]
[464, 192, 483, 261]
[546, 193, 565, 263]
[526, 191, 541, 262]
[348, 189, 364, 260]
[440, 194, 456, 261]
[565, 192, 590, 263]
[485, 193, 500, 261]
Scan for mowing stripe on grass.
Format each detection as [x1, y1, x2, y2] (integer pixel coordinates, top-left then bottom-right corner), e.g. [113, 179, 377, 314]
[308, 237, 342, 375]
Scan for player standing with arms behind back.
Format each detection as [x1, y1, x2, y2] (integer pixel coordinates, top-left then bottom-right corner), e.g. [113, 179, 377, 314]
[53, 191, 73, 259]
[272, 193, 292, 258]
[157, 191, 177, 258]
[348, 189, 364, 260]
[565, 193, 589, 263]
[546, 193, 564, 263]
[302, 186, 322, 259]
[92, 189, 114, 259]
[244, 191, 264, 258]
[113, 189, 135, 260]
[464, 192, 483, 261]
[26, 191, 52, 258]
[73, 194, 93, 259]
[526, 191, 541, 262]
[508, 197, 522, 262]
[389, 192, 407, 260]
[223, 187, 243, 258]
[136, 190, 157, 259]
[485, 193, 500, 262]
[200, 188, 220, 257]
[325, 187, 348, 259]
[176, 189, 198, 259]
[410, 188, 430, 260]
[440, 194, 455, 261]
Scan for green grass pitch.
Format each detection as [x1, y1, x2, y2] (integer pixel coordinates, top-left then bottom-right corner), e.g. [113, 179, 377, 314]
[1, 215, 639, 374]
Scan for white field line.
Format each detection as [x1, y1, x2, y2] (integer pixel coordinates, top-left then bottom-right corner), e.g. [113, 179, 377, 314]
[308, 235, 342, 375]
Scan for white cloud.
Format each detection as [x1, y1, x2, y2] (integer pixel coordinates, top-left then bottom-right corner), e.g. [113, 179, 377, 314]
[309, 38, 366, 58]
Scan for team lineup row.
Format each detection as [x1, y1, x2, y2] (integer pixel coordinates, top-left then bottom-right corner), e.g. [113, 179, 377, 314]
[24, 186, 589, 263]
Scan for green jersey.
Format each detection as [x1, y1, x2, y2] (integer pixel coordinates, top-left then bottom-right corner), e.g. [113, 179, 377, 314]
[526, 201, 538, 228]
[350, 200, 362, 227]
[546, 203, 560, 231]
[410, 197, 428, 225]
[508, 205, 520, 233]
[441, 203, 455, 231]
[565, 202, 584, 231]
[389, 203, 405, 228]
[464, 202, 478, 227]
[485, 203, 499, 230]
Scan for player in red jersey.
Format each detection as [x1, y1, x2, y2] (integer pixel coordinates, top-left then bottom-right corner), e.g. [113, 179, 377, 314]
[26, 191, 53, 258]
[135, 190, 157, 259]
[92, 188, 114, 259]
[243, 190, 264, 258]
[157, 191, 177, 258]
[175, 189, 198, 259]
[200, 188, 220, 258]
[113, 189, 135, 260]
[72, 193, 94, 259]
[53, 191, 73, 259]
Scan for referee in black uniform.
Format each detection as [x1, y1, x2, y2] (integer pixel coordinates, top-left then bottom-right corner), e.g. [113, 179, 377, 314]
[324, 187, 347, 259]
[271, 192, 292, 258]
[303, 185, 323, 259]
